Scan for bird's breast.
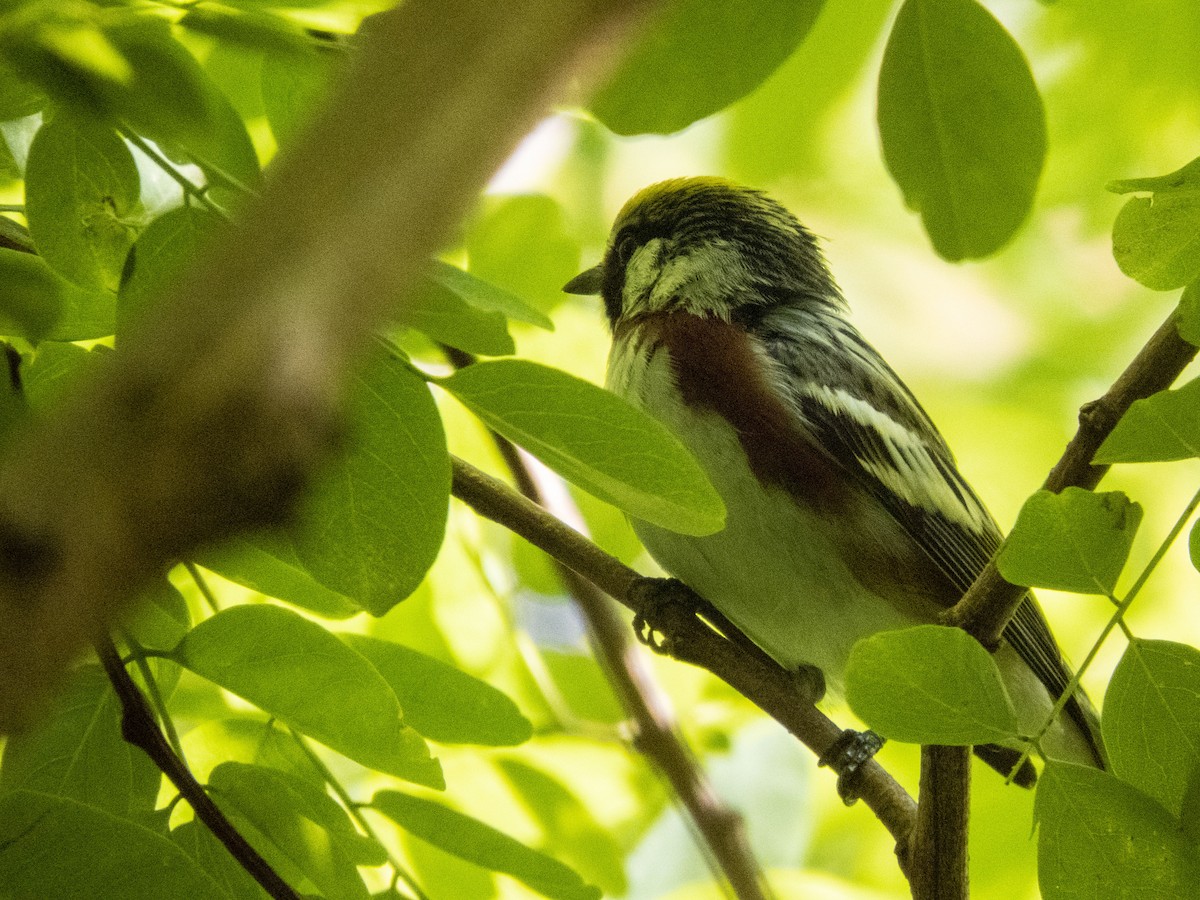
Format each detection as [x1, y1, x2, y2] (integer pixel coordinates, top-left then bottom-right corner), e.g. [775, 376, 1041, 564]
[606, 312, 934, 684]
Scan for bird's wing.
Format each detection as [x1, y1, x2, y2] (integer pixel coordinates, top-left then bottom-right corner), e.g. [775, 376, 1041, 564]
[757, 312, 1086, 734]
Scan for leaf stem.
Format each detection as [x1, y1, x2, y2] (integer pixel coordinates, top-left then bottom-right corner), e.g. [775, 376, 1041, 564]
[118, 126, 229, 219]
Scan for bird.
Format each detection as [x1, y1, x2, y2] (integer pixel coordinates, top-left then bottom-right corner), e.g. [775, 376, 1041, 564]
[563, 176, 1105, 785]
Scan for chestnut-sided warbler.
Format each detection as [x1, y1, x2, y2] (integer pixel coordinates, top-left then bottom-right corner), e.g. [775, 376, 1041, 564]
[564, 177, 1105, 783]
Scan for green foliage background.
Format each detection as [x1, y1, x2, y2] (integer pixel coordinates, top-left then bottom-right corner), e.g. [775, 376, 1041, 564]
[0, 1, 1199, 898]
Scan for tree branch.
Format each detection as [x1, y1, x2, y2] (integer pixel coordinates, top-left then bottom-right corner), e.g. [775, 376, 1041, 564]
[95, 636, 300, 900]
[912, 307, 1198, 900]
[0, 0, 655, 730]
[449, 455, 919, 849]
[945, 308, 1198, 644]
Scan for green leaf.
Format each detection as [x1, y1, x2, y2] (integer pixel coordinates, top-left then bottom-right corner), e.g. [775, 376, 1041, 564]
[588, 0, 824, 136]
[343, 634, 532, 746]
[877, 0, 1046, 260]
[1179, 281, 1200, 346]
[372, 790, 601, 900]
[438, 360, 725, 536]
[193, 531, 360, 619]
[118, 206, 223, 339]
[0, 62, 44, 122]
[171, 820, 264, 900]
[105, 21, 261, 194]
[0, 342, 23, 450]
[845, 625, 1019, 745]
[1036, 763, 1200, 899]
[1110, 157, 1200, 290]
[176, 604, 443, 788]
[261, 46, 335, 146]
[293, 349, 450, 616]
[179, 8, 312, 54]
[464, 195, 579, 317]
[207, 762, 382, 900]
[431, 260, 554, 329]
[996, 488, 1142, 594]
[1093, 376, 1200, 463]
[1103, 639, 1200, 817]
[0, 790, 228, 900]
[24, 113, 138, 292]
[1191, 520, 1200, 573]
[0, 665, 160, 817]
[0, 247, 66, 341]
[21, 341, 91, 411]
[122, 579, 191, 653]
[497, 759, 627, 896]
[396, 275, 516, 356]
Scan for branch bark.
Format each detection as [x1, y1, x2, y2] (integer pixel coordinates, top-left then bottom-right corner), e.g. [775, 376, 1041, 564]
[0, 0, 654, 730]
[450, 455, 919, 849]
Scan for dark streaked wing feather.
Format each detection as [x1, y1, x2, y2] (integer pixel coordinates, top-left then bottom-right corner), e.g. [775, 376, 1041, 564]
[755, 307, 1102, 763]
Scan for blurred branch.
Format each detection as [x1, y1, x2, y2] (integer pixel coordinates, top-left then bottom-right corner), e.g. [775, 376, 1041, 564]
[449, 455, 919, 849]
[442, 343, 769, 900]
[96, 636, 300, 900]
[0, 0, 654, 729]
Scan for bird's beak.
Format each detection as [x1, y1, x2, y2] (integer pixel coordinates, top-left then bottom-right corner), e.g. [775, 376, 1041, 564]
[562, 264, 603, 295]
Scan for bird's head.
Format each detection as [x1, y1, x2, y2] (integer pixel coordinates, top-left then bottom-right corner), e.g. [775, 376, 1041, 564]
[564, 177, 843, 329]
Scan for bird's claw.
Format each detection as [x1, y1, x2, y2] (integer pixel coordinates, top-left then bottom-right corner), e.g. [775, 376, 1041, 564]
[818, 729, 885, 805]
[629, 576, 693, 656]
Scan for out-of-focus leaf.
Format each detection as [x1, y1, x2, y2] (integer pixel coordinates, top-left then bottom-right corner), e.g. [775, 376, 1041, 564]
[498, 758, 627, 896]
[1110, 157, 1200, 290]
[106, 21, 261, 193]
[20, 341, 91, 411]
[0, 246, 66, 341]
[588, 0, 824, 136]
[343, 634, 532, 746]
[465, 195, 579, 316]
[0, 62, 44, 122]
[845, 625, 1019, 745]
[1036, 763, 1200, 899]
[207, 762, 382, 900]
[180, 8, 312, 54]
[396, 275, 515, 356]
[0, 790, 226, 899]
[122, 579, 191, 653]
[176, 604, 443, 788]
[0, 665, 160, 817]
[1093, 376, 1200, 463]
[261, 46, 336, 146]
[1104, 639, 1200, 817]
[372, 790, 601, 900]
[431, 260, 553, 329]
[117, 206, 222, 338]
[193, 531, 360, 619]
[877, 0, 1046, 260]
[25, 114, 138, 292]
[293, 348, 449, 616]
[438, 360, 725, 536]
[996, 488, 1142, 594]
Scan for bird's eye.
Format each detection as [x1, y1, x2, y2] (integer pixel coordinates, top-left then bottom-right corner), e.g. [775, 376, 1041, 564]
[615, 234, 638, 265]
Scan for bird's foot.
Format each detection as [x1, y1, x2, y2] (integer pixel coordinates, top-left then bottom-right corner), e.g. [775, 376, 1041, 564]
[818, 729, 885, 806]
[629, 576, 695, 656]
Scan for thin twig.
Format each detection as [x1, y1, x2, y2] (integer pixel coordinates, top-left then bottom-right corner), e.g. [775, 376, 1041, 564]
[95, 635, 300, 900]
[449, 455, 918, 849]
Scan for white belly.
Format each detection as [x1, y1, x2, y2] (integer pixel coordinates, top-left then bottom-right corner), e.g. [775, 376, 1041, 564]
[609, 339, 922, 693]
